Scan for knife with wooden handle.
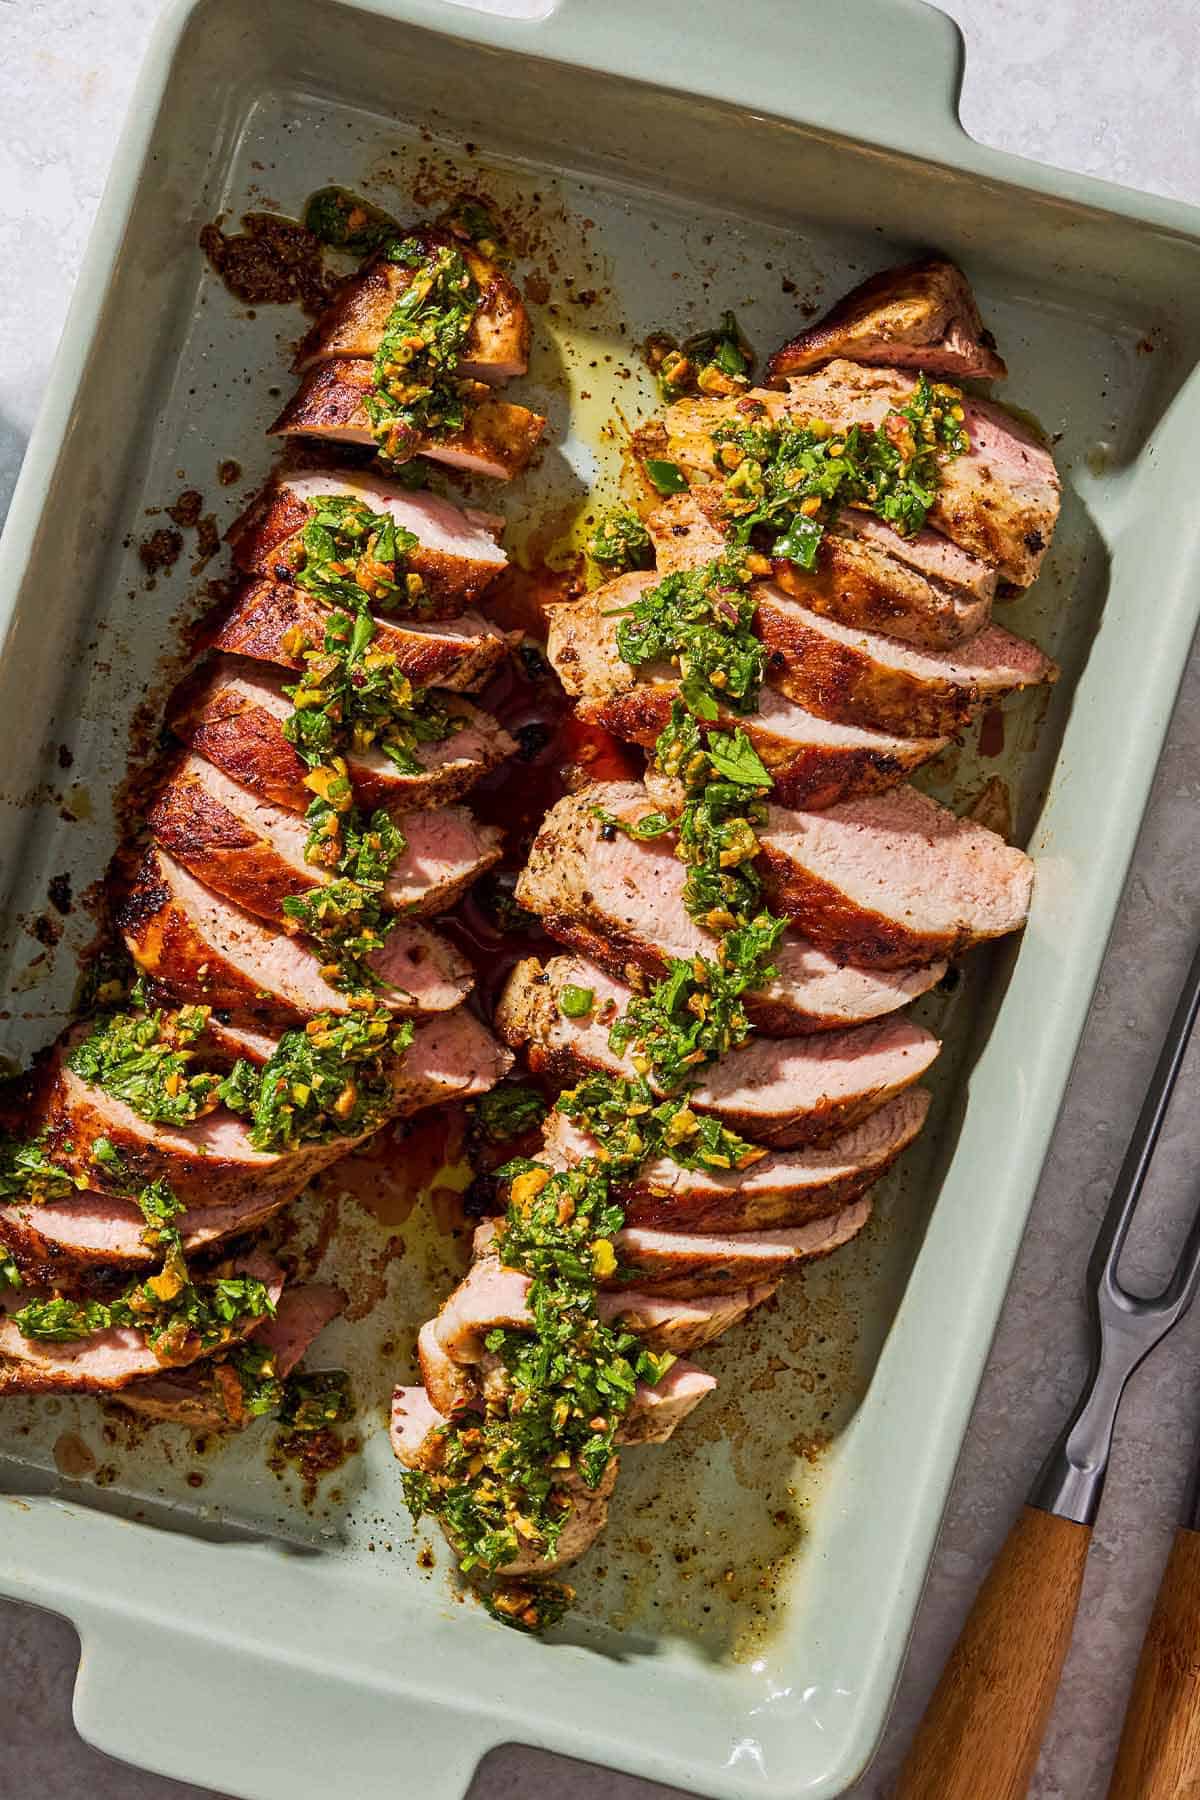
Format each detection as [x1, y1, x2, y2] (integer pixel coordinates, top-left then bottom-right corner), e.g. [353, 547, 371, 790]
[896, 936, 1200, 1800]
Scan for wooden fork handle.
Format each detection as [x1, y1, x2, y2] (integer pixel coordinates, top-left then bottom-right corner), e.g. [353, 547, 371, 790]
[1107, 1525, 1200, 1799]
[895, 1505, 1091, 1800]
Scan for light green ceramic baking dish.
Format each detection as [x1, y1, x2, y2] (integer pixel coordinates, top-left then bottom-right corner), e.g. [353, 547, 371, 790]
[3, 1, 1200, 1795]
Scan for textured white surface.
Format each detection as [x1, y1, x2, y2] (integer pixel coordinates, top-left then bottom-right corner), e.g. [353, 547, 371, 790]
[2, 2, 1199, 1797]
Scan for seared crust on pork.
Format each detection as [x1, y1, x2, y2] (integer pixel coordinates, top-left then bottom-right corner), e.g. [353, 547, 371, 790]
[226, 470, 508, 616]
[169, 657, 515, 814]
[149, 754, 502, 925]
[269, 359, 546, 482]
[766, 257, 1007, 383]
[295, 231, 530, 383]
[515, 785, 946, 1033]
[755, 784, 1034, 968]
[118, 846, 472, 1028]
[212, 579, 509, 692]
[496, 955, 939, 1147]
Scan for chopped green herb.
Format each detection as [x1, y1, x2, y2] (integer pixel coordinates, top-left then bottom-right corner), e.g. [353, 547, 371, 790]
[713, 373, 970, 568]
[280, 880, 396, 997]
[0, 1134, 76, 1205]
[220, 1009, 413, 1153]
[587, 508, 653, 573]
[0, 1252, 21, 1291]
[614, 552, 761, 721]
[277, 1369, 354, 1432]
[14, 1272, 274, 1359]
[473, 1085, 548, 1145]
[303, 187, 401, 257]
[643, 458, 689, 497]
[364, 236, 480, 464]
[289, 494, 423, 617]
[282, 606, 459, 779]
[645, 311, 752, 402]
[228, 1342, 286, 1418]
[67, 1008, 225, 1127]
[557, 985, 595, 1020]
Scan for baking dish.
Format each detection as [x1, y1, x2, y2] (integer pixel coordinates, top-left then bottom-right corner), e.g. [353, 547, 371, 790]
[3, 0, 1200, 1795]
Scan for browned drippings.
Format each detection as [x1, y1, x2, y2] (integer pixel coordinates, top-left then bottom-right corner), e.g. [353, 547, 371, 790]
[52, 1432, 97, 1480]
[327, 1110, 465, 1229]
[199, 213, 340, 315]
[268, 1426, 361, 1507]
[978, 705, 1005, 757]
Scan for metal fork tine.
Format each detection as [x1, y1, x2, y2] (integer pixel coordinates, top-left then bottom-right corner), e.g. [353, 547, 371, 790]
[1089, 932, 1200, 1306]
[1031, 931, 1200, 1526]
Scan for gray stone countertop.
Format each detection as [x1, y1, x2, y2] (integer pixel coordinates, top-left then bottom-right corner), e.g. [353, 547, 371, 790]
[2, 2, 1199, 1796]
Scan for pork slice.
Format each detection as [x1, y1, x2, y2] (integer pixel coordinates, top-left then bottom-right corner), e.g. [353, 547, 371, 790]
[645, 491, 995, 649]
[170, 657, 514, 814]
[496, 955, 939, 1147]
[548, 591, 948, 805]
[754, 580, 1056, 737]
[653, 368, 1059, 586]
[756, 782, 1034, 968]
[778, 361, 1060, 585]
[115, 1284, 344, 1428]
[227, 469, 507, 616]
[417, 1257, 764, 1418]
[389, 1384, 620, 1576]
[0, 1187, 287, 1280]
[610, 1200, 872, 1297]
[543, 1085, 930, 1231]
[32, 1034, 362, 1209]
[0, 1253, 283, 1396]
[269, 359, 546, 482]
[118, 846, 472, 1027]
[767, 258, 1007, 383]
[771, 513, 996, 649]
[515, 785, 945, 1034]
[619, 1362, 717, 1444]
[150, 755, 502, 925]
[294, 235, 531, 384]
[645, 491, 730, 573]
[596, 1283, 776, 1352]
[212, 578, 510, 691]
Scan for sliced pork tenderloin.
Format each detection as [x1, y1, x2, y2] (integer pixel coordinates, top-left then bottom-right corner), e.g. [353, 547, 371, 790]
[766, 257, 1007, 382]
[754, 583, 1057, 737]
[609, 1201, 872, 1298]
[516, 785, 946, 1034]
[645, 492, 996, 650]
[211, 578, 510, 692]
[647, 364, 1059, 586]
[542, 1085, 930, 1232]
[116, 1283, 344, 1428]
[269, 360, 546, 482]
[754, 783, 1035, 967]
[776, 361, 1059, 585]
[496, 956, 939, 1147]
[170, 658, 514, 814]
[547, 588, 948, 804]
[0, 1253, 283, 1396]
[33, 1037, 362, 1209]
[149, 755, 502, 925]
[0, 1187, 286, 1283]
[391, 1383, 622, 1576]
[415, 1258, 772, 1417]
[294, 234, 531, 384]
[226, 469, 508, 615]
[118, 846, 472, 1028]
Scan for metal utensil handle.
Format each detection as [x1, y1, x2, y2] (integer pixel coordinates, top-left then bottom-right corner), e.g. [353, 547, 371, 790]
[1031, 933, 1200, 1526]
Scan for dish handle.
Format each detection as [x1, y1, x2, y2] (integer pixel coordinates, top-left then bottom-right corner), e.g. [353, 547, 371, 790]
[72, 1610, 499, 1800]
[396, 0, 971, 169]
